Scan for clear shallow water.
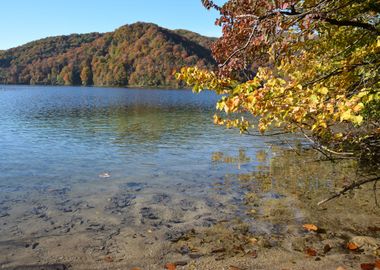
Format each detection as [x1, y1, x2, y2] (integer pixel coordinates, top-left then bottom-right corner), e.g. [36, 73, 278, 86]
[1, 86, 379, 269]
[0, 85, 273, 191]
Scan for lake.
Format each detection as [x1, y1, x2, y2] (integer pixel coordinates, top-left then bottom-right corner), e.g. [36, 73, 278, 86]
[0, 85, 273, 188]
[0, 85, 379, 270]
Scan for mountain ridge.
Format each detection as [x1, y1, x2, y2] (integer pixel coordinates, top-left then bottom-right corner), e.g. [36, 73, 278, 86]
[0, 22, 216, 88]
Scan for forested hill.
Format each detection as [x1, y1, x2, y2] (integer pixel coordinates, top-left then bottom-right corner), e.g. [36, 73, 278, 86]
[0, 22, 216, 88]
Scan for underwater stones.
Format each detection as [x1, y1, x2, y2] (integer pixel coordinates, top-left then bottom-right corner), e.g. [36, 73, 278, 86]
[106, 194, 136, 213]
[151, 193, 171, 204]
[119, 182, 145, 192]
[140, 207, 159, 220]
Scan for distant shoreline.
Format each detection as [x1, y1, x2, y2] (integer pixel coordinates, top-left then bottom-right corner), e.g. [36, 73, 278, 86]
[0, 83, 193, 91]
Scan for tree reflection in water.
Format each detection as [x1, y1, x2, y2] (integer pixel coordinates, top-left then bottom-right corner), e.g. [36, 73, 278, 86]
[176, 146, 380, 261]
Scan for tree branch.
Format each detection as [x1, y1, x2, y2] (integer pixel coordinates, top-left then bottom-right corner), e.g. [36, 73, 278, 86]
[219, 25, 257, 68]
[302, 132, 354, 156]
[236, 7, 379, 35]
[318, 176, 380, 205]
[315, 16, 379, 34]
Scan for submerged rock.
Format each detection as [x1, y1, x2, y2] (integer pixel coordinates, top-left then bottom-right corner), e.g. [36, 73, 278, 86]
[350, 236, 380, 252]
[140, 207, 159, 220]
[106, 194, 136, 213]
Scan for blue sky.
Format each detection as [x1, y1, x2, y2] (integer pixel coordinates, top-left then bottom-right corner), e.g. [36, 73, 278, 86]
[0, 0, 225, 50]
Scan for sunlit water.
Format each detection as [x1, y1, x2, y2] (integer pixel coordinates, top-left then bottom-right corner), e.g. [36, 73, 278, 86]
[0, 85, 276, 190]
[0, 86, 378, 269]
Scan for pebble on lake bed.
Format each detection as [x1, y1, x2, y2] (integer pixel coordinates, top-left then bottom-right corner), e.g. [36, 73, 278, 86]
[98, 172, 111, 178]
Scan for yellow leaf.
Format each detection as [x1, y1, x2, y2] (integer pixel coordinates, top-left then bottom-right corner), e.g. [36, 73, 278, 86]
[353, 103, 364, 113]
[310, 95, 318, 103]
[340, 110, 352, 122]
[353, 115, 363, 125]
[318, 87, 329, 95]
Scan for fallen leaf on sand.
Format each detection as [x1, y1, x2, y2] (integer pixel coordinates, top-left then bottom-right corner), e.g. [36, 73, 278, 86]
[104, 256, 113, 263]
[305, 247, 317, 256]
[303, 224, 318, 232]
[360, 263, 375, 270]
[346, 242, 359, 251]
[130, 268, 142, 270]
[336, 267, 347, 270]
[375, 260, 380, 269]
[165, 263, 176, 270]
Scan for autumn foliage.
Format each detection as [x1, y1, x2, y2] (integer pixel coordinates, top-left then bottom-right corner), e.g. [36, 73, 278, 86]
[177, 0, 380, 159]
[0, 22, 215, 88]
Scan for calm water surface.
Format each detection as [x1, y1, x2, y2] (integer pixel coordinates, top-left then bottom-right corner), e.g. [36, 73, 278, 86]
[0, 85, 273, 189]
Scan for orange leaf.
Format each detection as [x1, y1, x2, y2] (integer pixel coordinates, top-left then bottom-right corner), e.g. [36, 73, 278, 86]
[303, 224, 318, 232]
[336, 267, 347, 270]
[346, 242, 359, 250]
[375, 260, 380, 269]
[165, 263, 176, 270]
[360, 263, 375, 270]
[305, 247, 317, 256]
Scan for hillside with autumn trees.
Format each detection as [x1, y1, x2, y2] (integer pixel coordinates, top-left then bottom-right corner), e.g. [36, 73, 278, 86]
[0, 22, 216, 88]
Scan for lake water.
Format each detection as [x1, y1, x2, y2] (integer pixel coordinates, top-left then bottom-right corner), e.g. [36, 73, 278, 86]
[0, 85, 379, 270]
[0, 85, 273, 189]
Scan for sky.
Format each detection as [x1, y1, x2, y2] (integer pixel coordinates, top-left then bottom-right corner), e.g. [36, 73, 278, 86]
[0, 0, 225, 50]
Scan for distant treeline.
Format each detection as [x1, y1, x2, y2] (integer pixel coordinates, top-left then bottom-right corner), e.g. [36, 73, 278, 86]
[0, 22, 216, 88]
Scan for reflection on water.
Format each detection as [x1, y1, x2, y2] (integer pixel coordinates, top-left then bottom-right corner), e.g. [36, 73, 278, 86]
[0, 85, 273, 188]
[176, 147, 380, 266]
[0, 86, 379, 269]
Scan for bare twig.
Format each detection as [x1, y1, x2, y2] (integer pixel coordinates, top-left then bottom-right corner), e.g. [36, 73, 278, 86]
[317, 176, 380, 205]
[374, 179, 379, 207]
[244, 130, 290, 137]
[302, 132, 354, 156]
[281, 138, 302, 156]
